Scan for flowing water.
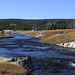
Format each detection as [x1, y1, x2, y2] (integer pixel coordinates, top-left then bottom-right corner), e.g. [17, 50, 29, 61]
[0, 33, 75, 75]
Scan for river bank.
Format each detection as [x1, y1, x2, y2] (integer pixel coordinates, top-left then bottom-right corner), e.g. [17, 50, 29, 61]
[0, 32, 29, 75]
[0, 33, 75, 74]
[13, 29, 75, 48]
[0, 57, 30, 75]
[0, 32, 14, 39]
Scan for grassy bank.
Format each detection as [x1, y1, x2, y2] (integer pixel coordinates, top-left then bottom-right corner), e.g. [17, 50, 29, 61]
[15, 29, 75, 45]
[0, 57, 27, 75]
[15, 30, 41, 37]
[0, 63, 27, 75]
[41, 29, 75, 44]
[0, 32, 14, 39]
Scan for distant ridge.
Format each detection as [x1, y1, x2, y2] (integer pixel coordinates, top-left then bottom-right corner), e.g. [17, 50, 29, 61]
[0, 18, 73, 25]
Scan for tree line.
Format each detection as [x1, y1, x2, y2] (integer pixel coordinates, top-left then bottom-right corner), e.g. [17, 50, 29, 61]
[0, 19, 74, 31]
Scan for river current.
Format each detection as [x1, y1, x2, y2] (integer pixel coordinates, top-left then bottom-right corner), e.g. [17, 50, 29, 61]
[0, 33, 75, 75]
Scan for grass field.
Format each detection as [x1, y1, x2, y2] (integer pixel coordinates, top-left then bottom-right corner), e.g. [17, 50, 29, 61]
[41, 29, 75, 44]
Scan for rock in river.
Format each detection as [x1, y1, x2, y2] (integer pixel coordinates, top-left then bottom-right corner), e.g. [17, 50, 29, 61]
[10, 56, 34, 71]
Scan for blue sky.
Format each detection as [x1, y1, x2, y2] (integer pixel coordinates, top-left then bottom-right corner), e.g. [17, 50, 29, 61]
[0, 0, 75, 19]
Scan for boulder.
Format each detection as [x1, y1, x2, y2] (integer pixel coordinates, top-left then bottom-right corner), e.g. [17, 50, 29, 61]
[63, 41, 75, 48]
[10, 56, 34, 71]
[58, 41, 75, 48]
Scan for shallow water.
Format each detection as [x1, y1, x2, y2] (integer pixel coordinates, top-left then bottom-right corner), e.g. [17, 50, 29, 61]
[0, 33, 75, 75]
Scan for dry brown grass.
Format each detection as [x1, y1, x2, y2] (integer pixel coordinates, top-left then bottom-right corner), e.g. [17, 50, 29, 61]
[0, 33, 14, 39]
[0, 57, 9, 63]
[15, 30, 41, 37]
[42, 29, 75, 38]
[0, 57, 28, 75]
[0, 63, 27, 75]
[41, 29, 75, 44]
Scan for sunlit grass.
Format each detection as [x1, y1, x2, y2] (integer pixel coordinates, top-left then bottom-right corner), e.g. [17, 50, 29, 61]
[15, 30, 41, 37]
[41, 29, 75, 44]
[0, 63, 27, 75]
[0, 33, 14, 39]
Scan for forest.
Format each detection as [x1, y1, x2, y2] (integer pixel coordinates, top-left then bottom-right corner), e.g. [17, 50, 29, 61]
[0, 19, 74, 30]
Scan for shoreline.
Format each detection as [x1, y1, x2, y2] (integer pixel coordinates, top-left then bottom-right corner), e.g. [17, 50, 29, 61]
[1, 29, 75, 48]
[13, 29, 75, 48]
[0, 56, 34, 75]
[57, 41, 75, 48]
[0, 32, 14, 39]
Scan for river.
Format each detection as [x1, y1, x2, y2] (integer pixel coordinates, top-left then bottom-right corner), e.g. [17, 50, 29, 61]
[0, 33, 75, 75]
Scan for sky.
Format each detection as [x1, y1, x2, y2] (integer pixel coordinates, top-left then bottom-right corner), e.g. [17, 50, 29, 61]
[0, 0, 75, 19]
